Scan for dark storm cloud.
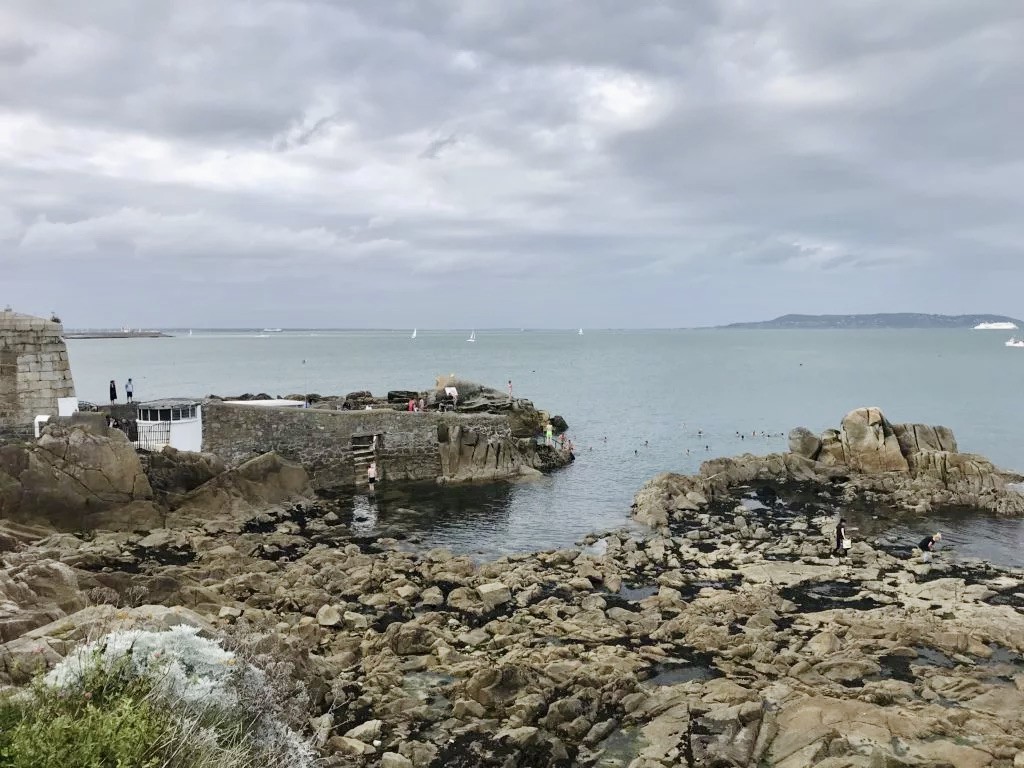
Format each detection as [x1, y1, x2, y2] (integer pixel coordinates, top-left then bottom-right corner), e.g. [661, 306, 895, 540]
[1, 0, 1022, 327]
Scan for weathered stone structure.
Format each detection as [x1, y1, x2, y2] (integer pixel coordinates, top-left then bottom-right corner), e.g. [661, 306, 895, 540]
[202, 402, 569, 490]
[0, 310, 76, 438]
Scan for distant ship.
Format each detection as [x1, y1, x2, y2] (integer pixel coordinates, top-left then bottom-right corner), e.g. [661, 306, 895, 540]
[578, 328, 583, 335]
[1006, 338, 1024, 348]
[975, 322, 1018, 330]
[262, 328, 284, 333]
[467, 330, 476, 343]
[411, 328, 417, 339]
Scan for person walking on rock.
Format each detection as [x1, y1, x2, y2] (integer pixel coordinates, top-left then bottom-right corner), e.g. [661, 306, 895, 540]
[918, 532, 942, 562]
[125, 377, 134, 404]
[108, 379, 117, 405]
[834, 518, 853, 558]
[544, 422, 553, 446]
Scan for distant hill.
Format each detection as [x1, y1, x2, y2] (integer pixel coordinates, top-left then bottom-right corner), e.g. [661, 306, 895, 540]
[720, 313, 1023, 330]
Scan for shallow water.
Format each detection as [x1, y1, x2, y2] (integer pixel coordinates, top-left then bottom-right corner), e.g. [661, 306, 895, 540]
[65, 329, 1024, 566]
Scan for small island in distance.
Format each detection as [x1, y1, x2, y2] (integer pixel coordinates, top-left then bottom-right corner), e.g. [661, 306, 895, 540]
[719, 313, 1023, 330]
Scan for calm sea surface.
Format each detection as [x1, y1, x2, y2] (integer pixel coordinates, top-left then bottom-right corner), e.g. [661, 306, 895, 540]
[66, 329, 1024, 567]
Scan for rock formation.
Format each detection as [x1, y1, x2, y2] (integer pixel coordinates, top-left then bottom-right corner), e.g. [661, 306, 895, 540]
[0, 417, 159, 530]
[636, 407, 1024, 528]
[167, 451, 312, 527]
[141, 445, 227, 507]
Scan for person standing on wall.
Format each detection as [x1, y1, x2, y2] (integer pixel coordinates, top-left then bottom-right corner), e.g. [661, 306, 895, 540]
[108, 379, 117, 405]
[125, 378, 134, 404]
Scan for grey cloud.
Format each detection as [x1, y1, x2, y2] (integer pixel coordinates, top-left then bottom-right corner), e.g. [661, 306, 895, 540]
[1, 0, 1022, 327]
[419, 133, 460, 159]
[0, 38, 38, 66]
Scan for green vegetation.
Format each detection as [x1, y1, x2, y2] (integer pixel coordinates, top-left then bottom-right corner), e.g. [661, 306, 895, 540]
[0, 664, 172, 768]
[0, 628, 315, 768]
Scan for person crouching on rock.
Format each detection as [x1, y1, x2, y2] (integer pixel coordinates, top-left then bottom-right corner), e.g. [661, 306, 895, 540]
[918, 532, 942, 562]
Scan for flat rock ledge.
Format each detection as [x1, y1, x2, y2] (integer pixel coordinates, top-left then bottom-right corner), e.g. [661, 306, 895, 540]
[635, 406, 1024, 530]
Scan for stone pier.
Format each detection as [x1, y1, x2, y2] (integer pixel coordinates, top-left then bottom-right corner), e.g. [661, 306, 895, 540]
[202, 402, 570, 490]
[0, 310, 76, 439]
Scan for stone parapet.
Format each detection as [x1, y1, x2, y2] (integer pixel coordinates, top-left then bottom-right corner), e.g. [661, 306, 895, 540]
[0, 310, 77, 429]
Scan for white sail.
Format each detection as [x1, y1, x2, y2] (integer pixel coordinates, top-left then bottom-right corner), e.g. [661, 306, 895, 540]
[411, 328, 417, 339]
[467, 330, 476, 342]
[578, 328, 583, 335]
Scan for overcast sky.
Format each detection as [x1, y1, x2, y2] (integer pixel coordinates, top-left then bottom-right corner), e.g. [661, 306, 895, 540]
[2, 1, 1023, 328]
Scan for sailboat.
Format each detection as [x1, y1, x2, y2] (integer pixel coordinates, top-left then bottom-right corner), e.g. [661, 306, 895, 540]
[411, 328, 417, 339]
[467, 330, 476, 343]
[578, 328, 583, 335]
[188, 329, 193, 337]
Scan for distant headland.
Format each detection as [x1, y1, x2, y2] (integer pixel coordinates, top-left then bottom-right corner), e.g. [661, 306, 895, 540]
[719, 313, 1023, 330]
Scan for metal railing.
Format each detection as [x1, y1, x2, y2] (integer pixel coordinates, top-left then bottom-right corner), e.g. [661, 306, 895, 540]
[135, 422, 170, 451]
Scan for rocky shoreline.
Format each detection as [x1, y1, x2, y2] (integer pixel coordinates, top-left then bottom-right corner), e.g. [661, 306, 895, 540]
[635, 407, 1024, 532]
[2, 476, 1023, 765]
[2, 405, 1024, 767]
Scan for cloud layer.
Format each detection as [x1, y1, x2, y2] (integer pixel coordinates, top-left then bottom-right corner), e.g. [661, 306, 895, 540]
[2, 1, 1022, 327]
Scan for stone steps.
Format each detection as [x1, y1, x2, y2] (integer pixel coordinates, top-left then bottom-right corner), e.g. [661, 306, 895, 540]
[352, 446, 376, 487]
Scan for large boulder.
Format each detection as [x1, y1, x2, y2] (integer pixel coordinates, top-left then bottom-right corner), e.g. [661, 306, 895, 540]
[143, 446, 226, 508]
[787, 427, 821, 460]
[817, 429, 845, 467]
[167, 452, 311, 525]
[0, 422, 155, 530]
[892, 423, 958, 456]
[839, 407, 909, 473]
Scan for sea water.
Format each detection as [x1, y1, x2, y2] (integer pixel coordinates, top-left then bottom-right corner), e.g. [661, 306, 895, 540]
[66, 329, 1024, 566]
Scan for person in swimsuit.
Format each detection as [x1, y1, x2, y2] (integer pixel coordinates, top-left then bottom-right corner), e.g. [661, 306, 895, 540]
[367, 461, 378, 493]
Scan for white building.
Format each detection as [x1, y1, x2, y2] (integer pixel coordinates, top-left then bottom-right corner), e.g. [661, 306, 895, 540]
[136, 399, 203, 452]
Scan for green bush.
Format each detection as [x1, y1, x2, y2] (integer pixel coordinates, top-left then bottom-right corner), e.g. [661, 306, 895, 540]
[0, 629, 315, 768]
[0, 677, 171, 768]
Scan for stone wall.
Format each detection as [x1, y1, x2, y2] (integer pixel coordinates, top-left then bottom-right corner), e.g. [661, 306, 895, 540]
[0, 311, 76, 433]
[201, 403, 554, 490]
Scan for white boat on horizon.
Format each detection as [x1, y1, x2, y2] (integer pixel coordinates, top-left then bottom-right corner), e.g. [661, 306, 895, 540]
[578, 328, 583, 335]
[467, 330, 476, 343]
[262, 328, 283, 333]
[1006, 337, 1024, 348]
[975, 322, 1018, 330]
[411, 328, 417, 339]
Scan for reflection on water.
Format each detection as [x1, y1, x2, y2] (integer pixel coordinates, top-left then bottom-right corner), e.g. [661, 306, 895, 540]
[842, 504, 1024, 569]
[332, 479, 646, 559]
[333, 478, 1024, 569]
